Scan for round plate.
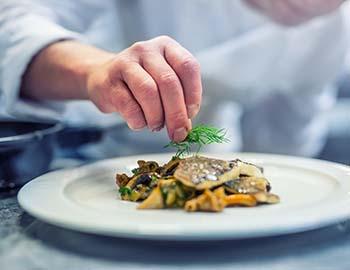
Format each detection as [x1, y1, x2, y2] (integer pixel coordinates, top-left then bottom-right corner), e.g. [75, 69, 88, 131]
[18, 153, 350, 240]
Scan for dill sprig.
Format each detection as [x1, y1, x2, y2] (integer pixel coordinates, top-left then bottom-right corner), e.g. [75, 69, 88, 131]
[165, 124, 229, 157]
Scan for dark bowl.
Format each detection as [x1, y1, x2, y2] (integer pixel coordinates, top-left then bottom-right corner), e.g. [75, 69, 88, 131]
[0, 122, 63, 190]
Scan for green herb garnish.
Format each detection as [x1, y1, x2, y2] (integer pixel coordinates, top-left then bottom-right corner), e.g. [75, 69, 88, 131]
[165, 124, 229, 157]
[119, 186, 132, 196]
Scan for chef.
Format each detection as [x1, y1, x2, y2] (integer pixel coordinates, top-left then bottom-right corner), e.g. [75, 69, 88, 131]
[0, 0, 347, 157]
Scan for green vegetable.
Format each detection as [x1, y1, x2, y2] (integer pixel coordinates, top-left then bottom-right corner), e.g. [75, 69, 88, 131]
[119, 186, 132, 196]
[165, 124, 229, 157]
[131, 168, 139, 174]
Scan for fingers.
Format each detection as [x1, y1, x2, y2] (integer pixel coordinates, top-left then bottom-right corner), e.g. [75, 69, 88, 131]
[89, 36, 202, 141]
[142, 52, 191, 142]
[108, 80, 147, 130]
[164, 41, 202, 119]
[121, 62, 164, 131]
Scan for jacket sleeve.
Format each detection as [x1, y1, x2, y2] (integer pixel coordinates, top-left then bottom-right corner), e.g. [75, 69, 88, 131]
[0, 0, 94, 121]
[197, 9, 347, 106]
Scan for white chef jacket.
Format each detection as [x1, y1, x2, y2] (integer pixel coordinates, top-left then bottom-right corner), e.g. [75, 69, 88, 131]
[0, 0, 348, 156]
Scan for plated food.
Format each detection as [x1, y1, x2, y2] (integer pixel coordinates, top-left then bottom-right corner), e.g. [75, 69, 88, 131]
[19, 152, 350, 239]
[116, 155, 280, 212]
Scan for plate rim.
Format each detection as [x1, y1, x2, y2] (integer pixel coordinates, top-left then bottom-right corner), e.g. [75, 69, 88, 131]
[18, 152, 350, 240]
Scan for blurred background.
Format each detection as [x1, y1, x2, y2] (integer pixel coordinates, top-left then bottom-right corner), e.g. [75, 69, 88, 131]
[1, 0, 350, 191]
[1, 2, 350, 269]
[318, 74, 350, 164]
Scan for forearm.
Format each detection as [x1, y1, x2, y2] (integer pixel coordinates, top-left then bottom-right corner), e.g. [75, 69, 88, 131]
[21, 40, 115, 100]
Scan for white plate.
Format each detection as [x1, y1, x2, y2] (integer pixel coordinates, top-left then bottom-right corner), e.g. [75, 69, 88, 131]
[18, 153, 350, 240]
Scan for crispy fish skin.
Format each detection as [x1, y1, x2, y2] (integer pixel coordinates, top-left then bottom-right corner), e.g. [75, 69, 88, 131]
[224, 176, 271, 194]
[174, 156, 265, 190]
[174, 156, 241, 190]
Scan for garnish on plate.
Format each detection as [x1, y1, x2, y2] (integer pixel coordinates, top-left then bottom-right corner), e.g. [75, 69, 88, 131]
[116, 124, 279, 212]
[165, 124, 230, 157]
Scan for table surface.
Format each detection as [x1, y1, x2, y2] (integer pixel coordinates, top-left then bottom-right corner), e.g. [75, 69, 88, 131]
[1, 190, 350, 270]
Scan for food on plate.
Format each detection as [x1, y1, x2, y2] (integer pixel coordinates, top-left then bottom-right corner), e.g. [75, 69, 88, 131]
[116, 155, 280, 212]
[116, 124, 279, 212]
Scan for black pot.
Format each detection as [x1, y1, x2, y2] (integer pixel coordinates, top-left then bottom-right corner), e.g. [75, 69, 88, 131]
[0, 122, 63, 190]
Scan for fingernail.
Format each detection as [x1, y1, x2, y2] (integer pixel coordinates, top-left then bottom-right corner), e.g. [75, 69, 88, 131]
[127, 120, 146, 131]
[151, 124, 163, 132]
[188, 119, 192, 130]
[173, 127, 187, 142]
[187, 104, 199, 119]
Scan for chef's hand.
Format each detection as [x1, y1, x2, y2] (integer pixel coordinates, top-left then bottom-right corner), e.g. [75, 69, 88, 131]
[21, 37, 202, 142]
[245, 0, 343, 26]
[86, 36, 201, 142]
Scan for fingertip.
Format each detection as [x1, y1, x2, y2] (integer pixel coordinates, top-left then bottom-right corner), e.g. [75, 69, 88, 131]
[172, 127, 188, 142]
[127, 119, 147, 131]
[188, 119, 192, 130]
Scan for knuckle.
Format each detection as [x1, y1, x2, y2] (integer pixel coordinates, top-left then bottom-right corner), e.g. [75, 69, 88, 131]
[159, 72, 179, 88]
[130, 41, 151, 54]
[114, 55, 130, 68]
[157, 35, 173, 43]
[137, 78, 157, 96]
[124, 105, 142, 119]
[114, 92, 131, 111]
[180, 57, 200, 74]
[153, 35, 177, 47]
[167, 111, 188, 125]
[107, 62, 127, 86]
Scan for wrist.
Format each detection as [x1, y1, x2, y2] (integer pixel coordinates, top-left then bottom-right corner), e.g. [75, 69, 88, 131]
[73, 45, 116, 100]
